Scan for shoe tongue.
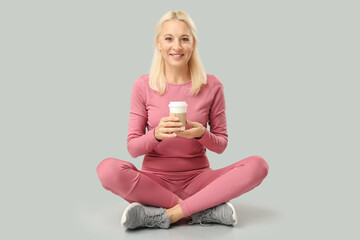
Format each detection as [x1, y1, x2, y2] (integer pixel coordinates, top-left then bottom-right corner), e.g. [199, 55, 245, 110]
[143, 206, 171, 229]
[144, 205, 165, 216]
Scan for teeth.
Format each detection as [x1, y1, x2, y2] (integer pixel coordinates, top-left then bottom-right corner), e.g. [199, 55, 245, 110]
[171, 54, 183, 56]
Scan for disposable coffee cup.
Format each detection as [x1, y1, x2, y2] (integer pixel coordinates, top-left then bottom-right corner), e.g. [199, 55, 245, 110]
[168, 101, 187, 131]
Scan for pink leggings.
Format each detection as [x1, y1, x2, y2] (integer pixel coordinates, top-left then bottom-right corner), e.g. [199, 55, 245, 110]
[96, 155, 269, 217]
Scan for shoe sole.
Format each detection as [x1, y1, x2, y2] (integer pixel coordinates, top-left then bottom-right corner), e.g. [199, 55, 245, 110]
[121, 202, 144, 227]
[226, 202, 238, 225]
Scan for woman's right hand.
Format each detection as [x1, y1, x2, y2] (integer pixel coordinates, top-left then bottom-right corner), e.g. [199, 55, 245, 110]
[154, 116, 183, 141]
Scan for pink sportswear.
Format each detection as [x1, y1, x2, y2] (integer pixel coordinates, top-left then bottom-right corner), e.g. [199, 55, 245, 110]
[127, 73, 227, 172]
[97, 74, 269, 217]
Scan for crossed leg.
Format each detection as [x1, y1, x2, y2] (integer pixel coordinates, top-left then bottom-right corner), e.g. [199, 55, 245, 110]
[96, 158, 181, 208]
[96, 155, 269, 224]
[172, 156, 269, 219]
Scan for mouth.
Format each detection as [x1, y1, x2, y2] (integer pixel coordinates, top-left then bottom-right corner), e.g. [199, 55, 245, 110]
[170, 53, 184, 59]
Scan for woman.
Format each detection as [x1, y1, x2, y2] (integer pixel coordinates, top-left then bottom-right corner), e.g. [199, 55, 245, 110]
[96, 10, 269, 229]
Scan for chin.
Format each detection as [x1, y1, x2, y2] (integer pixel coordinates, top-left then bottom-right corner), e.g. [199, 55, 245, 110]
[170, 63, 188, 68]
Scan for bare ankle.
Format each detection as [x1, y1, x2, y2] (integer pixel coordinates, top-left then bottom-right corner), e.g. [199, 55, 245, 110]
[165, 204, 185, 224]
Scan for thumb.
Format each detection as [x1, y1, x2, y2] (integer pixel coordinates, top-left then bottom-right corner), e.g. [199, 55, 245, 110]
[187, 120, 196, 127]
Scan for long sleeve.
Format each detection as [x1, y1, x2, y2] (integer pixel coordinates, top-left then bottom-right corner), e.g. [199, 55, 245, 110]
[127, 77, 160, 158]
[196, 76, 228, 154]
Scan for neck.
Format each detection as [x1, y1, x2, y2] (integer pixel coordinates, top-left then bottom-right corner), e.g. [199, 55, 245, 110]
[164, 64, 191, 84]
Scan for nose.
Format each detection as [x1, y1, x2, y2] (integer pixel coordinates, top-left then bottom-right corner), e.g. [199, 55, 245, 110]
[172, 39, 182, 49]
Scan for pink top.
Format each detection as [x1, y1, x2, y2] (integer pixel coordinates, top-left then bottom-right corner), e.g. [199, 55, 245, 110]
[127, 73, 228, 172]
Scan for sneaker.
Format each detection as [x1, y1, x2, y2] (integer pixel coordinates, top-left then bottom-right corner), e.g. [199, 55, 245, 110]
[121, 202, 171, 229]
[188, 202, 237, 226]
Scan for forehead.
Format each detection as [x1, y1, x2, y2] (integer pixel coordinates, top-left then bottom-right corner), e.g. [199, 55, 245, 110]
[161, 20, 191, 36]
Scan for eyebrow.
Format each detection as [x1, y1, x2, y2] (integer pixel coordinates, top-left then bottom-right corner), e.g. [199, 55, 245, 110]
[164, 34, 190, 37]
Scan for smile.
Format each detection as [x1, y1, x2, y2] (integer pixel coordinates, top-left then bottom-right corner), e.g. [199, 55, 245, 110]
[170, 54, 184, 59]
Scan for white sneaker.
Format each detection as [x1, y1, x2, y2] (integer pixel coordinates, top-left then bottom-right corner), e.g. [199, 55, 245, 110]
[121, 202, 171, 229]
[188, 202, 238, 226]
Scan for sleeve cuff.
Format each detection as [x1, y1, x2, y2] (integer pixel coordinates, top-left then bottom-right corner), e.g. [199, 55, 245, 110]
[149, 127, 162, 144]
[195, 128, 210, 144]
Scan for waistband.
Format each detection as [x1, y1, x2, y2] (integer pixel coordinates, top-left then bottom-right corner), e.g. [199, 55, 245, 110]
[141, 155, 210, 172]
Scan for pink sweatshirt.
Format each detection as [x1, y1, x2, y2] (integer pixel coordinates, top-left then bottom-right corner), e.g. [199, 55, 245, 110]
[127, 74, 228, 172]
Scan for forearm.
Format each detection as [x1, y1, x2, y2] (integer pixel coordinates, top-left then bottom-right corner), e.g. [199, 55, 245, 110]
[127, 128, 160, 158]
[196, 128, 228, 154]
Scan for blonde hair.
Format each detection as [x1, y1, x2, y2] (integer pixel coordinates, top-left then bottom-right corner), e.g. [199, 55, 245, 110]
[149, 10, 207, 96]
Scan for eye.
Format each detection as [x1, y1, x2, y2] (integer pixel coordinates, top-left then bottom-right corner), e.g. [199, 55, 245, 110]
[165, 37, 172, 41]
[182, 38, 189, 41]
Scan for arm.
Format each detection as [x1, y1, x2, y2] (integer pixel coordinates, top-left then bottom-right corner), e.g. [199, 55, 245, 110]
[196, 76, 228, 154]
[127, 77, 161, 158]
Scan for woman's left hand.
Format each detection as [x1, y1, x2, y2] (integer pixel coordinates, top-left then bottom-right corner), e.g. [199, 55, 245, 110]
[176, 120, 206, 139]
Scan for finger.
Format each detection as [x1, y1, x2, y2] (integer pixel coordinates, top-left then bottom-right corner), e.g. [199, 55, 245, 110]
[163, 122, 183, 128]
[159, 127, 183, 133]
[163, 116, 180, 122]
[176, 132, 191, 139]
[176, 130, 188, 137]
[159, 132, 177, 138]
[176, 129, 186, 134]
[168, 127, 183, 133]
[186, 120, 196, 127]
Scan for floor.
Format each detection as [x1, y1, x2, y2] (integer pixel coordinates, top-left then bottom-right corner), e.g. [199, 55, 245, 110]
[75, 198, 282, 240]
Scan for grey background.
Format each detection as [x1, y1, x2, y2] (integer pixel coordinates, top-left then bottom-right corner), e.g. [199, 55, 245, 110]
[1, 0, 359, 239]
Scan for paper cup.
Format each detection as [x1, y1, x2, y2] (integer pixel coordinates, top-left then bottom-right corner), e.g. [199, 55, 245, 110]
[168, 101, 187, 130]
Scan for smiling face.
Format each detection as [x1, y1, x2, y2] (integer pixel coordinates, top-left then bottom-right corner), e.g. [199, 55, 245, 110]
[157, 19, 195, 69]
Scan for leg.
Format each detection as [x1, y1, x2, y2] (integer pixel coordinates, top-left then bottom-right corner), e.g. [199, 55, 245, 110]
[96, 158, 180, 208]
[165, 198, 194, 224]
[165, 203, 186, 223]
[179, 155, 269, 217]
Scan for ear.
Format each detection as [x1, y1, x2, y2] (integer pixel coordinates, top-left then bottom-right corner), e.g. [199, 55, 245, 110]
[192, 35, 196, 48]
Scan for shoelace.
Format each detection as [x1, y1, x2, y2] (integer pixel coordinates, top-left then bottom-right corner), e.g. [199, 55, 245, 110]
[144, 213, 170, 228]
[189, 208, 221, 227]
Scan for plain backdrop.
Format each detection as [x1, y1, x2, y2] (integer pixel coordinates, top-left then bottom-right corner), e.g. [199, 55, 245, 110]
[1, 0, 359, 239]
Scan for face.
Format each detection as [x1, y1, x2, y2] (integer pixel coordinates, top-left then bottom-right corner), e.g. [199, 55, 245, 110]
[157, 19, 195, 69]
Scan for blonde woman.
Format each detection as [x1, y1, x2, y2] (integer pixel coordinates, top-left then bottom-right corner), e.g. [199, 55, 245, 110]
[97, 10, 269, 229]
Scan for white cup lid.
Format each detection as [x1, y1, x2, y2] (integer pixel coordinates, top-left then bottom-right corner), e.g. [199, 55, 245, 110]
[168, 101, 187, 107]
